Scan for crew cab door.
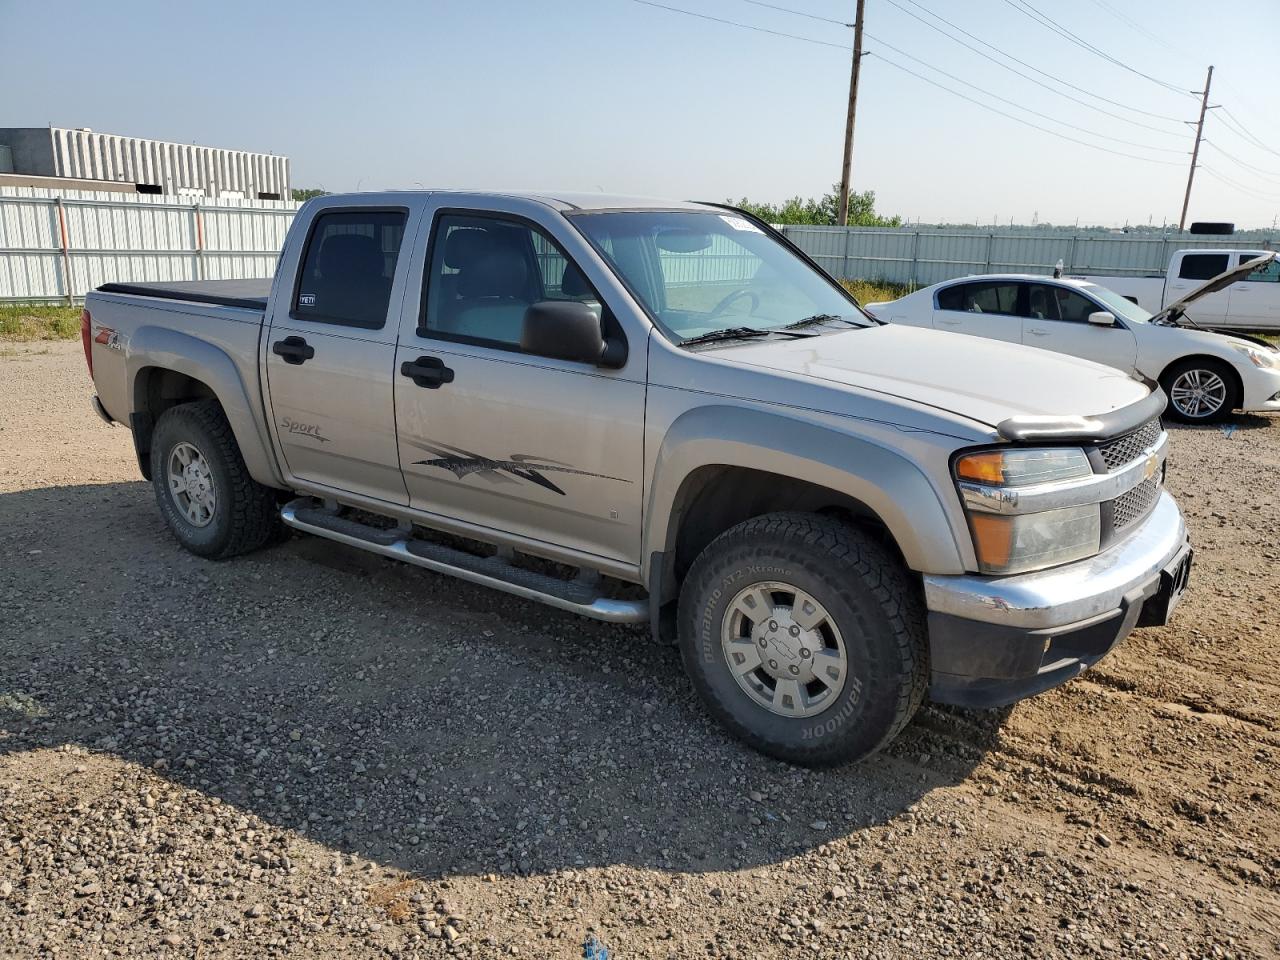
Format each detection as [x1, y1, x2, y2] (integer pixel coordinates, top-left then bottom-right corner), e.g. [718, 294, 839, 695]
[392, 200, 646, 564]
[1165, 253, 1232, 325]
[263, 202, 418, 505]
[1021, 282, 1138, 372]
[931, 280, 1024, 343]
[1224, 253, 1280, 329]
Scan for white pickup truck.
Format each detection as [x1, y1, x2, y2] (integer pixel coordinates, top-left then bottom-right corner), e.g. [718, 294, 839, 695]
[1076, 248, 1280, 330]
[81, 190, 1192, 766]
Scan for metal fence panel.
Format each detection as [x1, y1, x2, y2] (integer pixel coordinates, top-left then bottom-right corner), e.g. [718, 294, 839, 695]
[0, 186, 299, 302]
[782, 225, 1276, 288]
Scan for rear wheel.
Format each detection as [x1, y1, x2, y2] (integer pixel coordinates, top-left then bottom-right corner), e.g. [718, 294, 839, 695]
[677, 513, 928, 767]
[150, 400, 282, 558]
[1160, 358, 1238, 423]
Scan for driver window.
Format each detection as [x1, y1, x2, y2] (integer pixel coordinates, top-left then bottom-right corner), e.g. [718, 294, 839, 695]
[1026, 284, 1096, 322]
[421, 214, 601, 351]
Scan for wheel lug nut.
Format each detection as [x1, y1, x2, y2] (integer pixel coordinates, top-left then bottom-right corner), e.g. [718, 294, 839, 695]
[788, 665, 800, 675]
[768, 620, 778, 631]
[768, 659, 778, 669]
[789, 626, 799, 636]
[799, 648, 811, 658]
[758, 638, 768, 648]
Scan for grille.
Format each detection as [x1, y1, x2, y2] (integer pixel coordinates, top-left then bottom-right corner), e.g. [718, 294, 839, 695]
[1097, 418, 1162, 471]
[1111, 475, 1161, 531]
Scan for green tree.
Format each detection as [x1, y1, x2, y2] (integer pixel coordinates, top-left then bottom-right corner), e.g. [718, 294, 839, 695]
[729, 185, 901, 227]
[291, 187, 327, 202]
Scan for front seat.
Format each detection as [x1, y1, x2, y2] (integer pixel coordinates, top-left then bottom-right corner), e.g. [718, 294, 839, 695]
[447, 248, 532, 343]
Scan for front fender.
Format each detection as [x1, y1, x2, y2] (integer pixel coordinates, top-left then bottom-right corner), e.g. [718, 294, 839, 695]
[643, 405, 969, 580]
[127, 326, 284, 488]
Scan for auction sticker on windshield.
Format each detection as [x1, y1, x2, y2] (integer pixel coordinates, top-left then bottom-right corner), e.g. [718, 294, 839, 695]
[720, 215, 762, 233]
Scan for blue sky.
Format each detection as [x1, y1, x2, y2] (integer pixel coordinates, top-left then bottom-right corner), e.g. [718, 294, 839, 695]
[3, 0, 1278, 227]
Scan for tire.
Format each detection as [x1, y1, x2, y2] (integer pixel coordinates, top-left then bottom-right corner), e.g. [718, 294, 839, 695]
[1160, 358, 1239, 424]
[150, 399, 283, 559]
[677, 513, 928, 767]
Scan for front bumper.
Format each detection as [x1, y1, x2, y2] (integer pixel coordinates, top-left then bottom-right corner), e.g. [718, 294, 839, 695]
[1240, 364, 1280, 411]
[922, 491, 1190, 708]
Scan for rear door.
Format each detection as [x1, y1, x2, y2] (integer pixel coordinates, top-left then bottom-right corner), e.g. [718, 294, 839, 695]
[1021, 282, 1138, 372]
[932, 280, 1024, 343]
[263, 202, 417, 505]
[1224, 253, 1280, 329]
[1166, 253, 1232, 325]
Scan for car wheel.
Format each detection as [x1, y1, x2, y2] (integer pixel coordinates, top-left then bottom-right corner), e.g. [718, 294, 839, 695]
[1160, 358, 1238, 424]
[150, 399, 283, 558]
[677, 513, 928, 767]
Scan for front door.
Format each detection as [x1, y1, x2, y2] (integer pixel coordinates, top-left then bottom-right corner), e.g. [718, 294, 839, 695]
[264, 205, 414, 505]
[1021, 283, 1138, 372]
[393, 206, 646, 564]
[932, 280, 1024, 343]
[1225, 253, 1280, 329]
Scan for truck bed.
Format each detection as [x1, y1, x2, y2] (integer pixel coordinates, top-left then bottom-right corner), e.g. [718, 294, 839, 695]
[96, 278, 272, 311]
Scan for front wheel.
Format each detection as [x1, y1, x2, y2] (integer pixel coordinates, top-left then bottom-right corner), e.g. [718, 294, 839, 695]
[1160, 358, 1238, 424]
[150, 399, 282, 559]
[677, 513, 929, 767]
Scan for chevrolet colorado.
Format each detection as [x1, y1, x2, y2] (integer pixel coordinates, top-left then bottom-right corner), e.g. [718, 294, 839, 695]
[82, 191, 1192, 766]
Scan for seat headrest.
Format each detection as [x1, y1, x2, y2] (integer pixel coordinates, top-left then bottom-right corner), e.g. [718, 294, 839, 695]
[318, 234, 385, 280]
[443, 228, 489, 269]
[560, 263, 592, 298]
[458, 249, 529, 299]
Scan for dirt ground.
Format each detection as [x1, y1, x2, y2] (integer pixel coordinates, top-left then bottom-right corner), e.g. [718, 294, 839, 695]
[1, 341, 1277, 959]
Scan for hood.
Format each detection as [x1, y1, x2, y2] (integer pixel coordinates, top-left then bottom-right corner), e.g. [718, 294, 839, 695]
[1154, 252, 1278, 325]
[706, 324, 1150, 431]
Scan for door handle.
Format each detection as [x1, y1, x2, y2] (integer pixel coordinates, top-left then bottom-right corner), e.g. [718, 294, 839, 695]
[272, 335, 315, 365]
[1027, 328, 1050, 337]
[401, 355, 455, 389]
[936, 318, 961, 326]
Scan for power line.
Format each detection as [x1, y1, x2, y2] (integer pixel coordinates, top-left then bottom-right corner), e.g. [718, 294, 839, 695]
[884, 0, 1186, 128]
[1217, 106, 1280, 159]
[869, 55, 1183, 167]
[737, 0, 852, 27]
[1199, 165, 1280, 204]
[1201, 141, 1280, 183]
[998, 0, 1196, 97]
[862, 30, 1186, 155]
[629, 0, 1184, 169]
[629, 0, 849, 49]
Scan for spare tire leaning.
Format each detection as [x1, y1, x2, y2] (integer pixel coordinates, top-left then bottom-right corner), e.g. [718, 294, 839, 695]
[1188, 221, 1235, 235]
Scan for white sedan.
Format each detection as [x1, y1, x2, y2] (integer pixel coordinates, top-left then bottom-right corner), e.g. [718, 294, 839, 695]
[865, 254, 1280, 423]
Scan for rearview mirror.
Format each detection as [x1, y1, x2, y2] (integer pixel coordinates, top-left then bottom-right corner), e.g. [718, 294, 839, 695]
[522, 300, 625, 367]
[655, 228, 713, 253]
[1087, 311, 1116, 327]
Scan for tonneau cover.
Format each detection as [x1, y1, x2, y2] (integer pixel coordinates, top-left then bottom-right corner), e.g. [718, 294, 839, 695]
[96, 278, 272, 311]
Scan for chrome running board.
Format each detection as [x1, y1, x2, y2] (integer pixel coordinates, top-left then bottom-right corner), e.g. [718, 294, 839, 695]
[280, 498, 648, 625]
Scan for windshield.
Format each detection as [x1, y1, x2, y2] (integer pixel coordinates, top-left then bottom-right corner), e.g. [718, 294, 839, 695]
[570, 210, 868, 341]
[1079, 283, 1153, 325]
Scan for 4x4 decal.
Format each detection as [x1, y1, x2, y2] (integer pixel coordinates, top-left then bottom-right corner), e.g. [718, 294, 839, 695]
[410, 440, 630, 497]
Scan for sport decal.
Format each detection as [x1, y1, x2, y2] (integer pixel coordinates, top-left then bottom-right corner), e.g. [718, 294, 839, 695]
[408, 440, 629, 497]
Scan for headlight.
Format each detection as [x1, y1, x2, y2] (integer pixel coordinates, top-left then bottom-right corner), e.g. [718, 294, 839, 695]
[955, 447, 1101, 575]
[1231, 343, 1280, 369]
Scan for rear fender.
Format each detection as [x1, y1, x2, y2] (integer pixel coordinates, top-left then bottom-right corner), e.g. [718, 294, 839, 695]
[127, 326, 284, 487]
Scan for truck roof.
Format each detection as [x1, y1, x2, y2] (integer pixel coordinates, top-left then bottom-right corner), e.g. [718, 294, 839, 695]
[324, 190, 714, 213]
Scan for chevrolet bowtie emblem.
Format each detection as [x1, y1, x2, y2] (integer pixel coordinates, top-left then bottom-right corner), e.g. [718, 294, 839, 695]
[1143, 453, 1159, 481]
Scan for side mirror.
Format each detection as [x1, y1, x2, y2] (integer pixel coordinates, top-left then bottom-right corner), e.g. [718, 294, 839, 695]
[521, 300, 626, 367]
[1087, 310, 1116, 327]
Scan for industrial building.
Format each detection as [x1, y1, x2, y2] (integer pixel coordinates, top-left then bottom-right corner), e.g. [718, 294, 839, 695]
[0, 126, 290, 199]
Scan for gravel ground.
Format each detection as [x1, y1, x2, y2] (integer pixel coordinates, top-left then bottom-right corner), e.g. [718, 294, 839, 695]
[1, 341, 1277, 959]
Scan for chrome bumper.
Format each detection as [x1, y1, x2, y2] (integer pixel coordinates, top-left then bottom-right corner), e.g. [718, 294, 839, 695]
[923, 491, 1188, 630]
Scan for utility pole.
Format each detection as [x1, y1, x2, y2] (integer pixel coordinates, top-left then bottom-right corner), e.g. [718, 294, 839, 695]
[837, 0, 866, 227]
[1178, 65, 1215, 233]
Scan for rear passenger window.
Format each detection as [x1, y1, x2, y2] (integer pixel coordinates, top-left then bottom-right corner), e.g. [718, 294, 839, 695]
[293, 210, 407, 328]
[1240, 254, 1280, 282]
[937, 281, 1019, 315]
[1177, 254, 1229, 281]
[421, 214, 602, 351]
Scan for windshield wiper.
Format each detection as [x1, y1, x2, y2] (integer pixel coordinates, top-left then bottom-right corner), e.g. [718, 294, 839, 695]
[679, 327, 776, 347]
[782, 313, 862, 330]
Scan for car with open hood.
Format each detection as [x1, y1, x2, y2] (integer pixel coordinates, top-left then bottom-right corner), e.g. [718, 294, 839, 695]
[865, 253, 1280, 423]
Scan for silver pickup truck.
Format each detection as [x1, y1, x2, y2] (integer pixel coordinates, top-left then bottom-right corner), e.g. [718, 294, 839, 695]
[83, 191, 1192, 766]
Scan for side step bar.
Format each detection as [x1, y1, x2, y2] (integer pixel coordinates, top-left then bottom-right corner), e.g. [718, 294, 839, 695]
[280, 499, 648, 625]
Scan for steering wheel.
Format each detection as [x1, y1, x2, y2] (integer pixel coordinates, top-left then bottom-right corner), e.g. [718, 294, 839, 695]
[707, 287, 760, 319]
